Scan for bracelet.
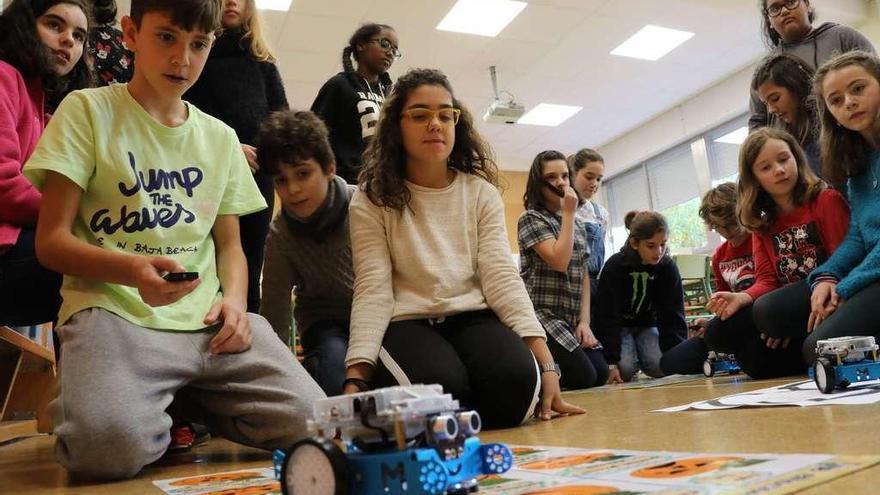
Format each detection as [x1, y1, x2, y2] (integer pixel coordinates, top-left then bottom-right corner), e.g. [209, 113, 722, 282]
[343, 377, 371, 392]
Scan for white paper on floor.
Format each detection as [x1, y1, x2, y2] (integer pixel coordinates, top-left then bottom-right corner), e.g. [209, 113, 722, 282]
[656, 379, 880, 412]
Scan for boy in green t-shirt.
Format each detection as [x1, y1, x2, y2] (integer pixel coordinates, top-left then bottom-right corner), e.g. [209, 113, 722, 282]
[23, 0, 324, 480]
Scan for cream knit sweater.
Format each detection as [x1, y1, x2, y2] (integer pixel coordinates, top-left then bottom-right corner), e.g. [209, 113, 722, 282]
[345, 172, 545, 366]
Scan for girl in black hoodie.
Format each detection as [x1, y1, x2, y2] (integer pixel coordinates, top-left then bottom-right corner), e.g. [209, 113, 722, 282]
[184, 0, 288, 313]
[594, 211, 687, 383]
[311, 23, 399, 184]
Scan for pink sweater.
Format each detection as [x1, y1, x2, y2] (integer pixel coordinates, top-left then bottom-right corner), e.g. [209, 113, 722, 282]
[0, 60, 44, 254]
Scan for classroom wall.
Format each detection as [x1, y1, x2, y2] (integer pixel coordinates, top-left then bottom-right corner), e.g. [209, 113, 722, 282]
[499, 170, 528, 254]
[596, 66, 754, 178]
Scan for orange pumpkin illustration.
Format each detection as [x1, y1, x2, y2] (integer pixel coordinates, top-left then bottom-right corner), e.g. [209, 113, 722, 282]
[170, 471, 266, 486]
[631, 456, 743, 479]
[201, 482, 280, 495]
[512, 446, 545, 456]
[525, 485, 620, 495]
[519, 452, 615, 470]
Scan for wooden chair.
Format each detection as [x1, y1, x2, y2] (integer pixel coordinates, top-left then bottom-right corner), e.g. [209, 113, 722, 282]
[0, 325, 56, 442]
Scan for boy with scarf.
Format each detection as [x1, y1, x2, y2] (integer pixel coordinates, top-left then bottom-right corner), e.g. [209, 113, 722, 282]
[257, 110, 355, 397]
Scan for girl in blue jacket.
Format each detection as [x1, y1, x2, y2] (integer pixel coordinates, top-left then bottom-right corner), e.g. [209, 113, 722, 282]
[804, 51, 880, 362]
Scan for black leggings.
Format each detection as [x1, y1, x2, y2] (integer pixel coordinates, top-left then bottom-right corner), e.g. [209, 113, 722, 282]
[703, 282, 808, 379]
[372, 310, 540, 429]
[660, 336, 708, 375]
[240, 170, 274, 313]
[803, 281, 880, 363]
[546, 335, 608, 389]
[0, 228, 62, 326]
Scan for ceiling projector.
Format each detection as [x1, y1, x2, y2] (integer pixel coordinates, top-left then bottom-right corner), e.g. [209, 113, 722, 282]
[482, 65, 523, 124]
[483, 99, 525, 124]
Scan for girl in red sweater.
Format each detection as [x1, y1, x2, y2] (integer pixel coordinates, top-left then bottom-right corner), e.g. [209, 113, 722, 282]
[0, 0, 91, 325]
[703, 127, 849, 378]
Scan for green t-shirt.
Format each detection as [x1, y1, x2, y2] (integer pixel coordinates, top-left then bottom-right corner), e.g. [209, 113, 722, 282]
[24, 84, 266, 330]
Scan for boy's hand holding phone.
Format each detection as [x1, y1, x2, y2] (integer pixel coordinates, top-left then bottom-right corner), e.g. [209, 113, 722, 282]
[132, 256, 200, 307]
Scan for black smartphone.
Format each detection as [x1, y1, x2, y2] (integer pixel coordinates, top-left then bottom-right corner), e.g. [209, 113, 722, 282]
[541, 179, 566, 198]
[163, 271, 199, 282]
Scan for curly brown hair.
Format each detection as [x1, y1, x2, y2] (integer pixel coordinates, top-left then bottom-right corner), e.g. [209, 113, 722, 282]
[255, 110, 334, 177]
[698, 182, 738, 227]
[358, 68, 499, 212]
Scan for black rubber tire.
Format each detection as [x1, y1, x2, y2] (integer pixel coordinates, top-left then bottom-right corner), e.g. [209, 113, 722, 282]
[281, 437, 350, 495]
[814, 357, 835, 394]
[703, 359, 715, 377]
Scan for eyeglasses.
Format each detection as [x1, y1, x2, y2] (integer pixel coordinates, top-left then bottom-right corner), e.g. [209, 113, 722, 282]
[368, 38, 402, 60]
[765, 0, 800, 18]
[402, 108, 461, 127]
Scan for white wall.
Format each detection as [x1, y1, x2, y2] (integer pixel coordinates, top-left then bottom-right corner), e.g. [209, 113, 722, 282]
[597, 65, 754, 178]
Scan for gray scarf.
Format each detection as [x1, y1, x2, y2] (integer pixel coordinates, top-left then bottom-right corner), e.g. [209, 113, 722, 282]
[283, 176, 349, 241]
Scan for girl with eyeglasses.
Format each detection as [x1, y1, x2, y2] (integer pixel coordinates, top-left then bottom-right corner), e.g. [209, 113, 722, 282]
[184, 0, 289, 314]
[0, 0, 93, 327]
[749, 0, 875, 131]
[311, 23, 399, 184]
[343, 69, 584, 426]
[517, 150, 608, 391]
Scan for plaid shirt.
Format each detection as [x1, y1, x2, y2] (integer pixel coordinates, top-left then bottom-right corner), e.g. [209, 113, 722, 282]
[517, 208, 589, 352]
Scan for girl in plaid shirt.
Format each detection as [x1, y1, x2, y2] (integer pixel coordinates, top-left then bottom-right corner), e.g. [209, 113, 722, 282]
[518, 150, 609, 390]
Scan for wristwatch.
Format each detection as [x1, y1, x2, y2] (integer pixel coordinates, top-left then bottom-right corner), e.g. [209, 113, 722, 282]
[539, 362, 561, 378]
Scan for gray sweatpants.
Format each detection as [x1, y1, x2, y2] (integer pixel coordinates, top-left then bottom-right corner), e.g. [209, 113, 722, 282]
[50, 308, 325, 480]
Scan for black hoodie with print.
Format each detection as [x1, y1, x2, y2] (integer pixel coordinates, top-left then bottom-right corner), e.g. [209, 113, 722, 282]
[593, 252, 688, 364]
[311, 72, 387, 184]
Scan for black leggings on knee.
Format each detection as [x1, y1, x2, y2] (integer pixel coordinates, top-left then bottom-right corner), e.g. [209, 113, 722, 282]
[546, 336, 608, 389]
[372, 310, 540, 429]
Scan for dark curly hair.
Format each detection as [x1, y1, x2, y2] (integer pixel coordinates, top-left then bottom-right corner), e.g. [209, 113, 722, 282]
[255, 110, 335, 177]
[0, 0, 94, 96]
[358, 68, 499, 212]
[758, 0, 815, 48]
